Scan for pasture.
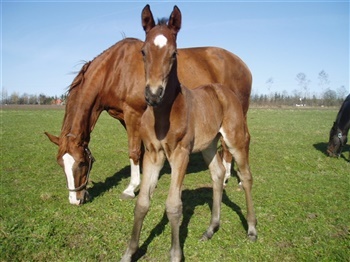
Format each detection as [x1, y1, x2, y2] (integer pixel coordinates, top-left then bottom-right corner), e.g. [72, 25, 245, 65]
[1, 106, 349, 261]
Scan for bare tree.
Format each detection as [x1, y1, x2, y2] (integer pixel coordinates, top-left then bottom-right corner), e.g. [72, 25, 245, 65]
[337, 85, 348, 100]
[265, 77, 274, 94]
[295, 72, 310, 104]
[318, 70, 330, 94]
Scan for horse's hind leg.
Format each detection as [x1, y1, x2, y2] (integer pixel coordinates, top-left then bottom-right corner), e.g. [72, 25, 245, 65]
[220, 137, 233, 186]
[221, 127, 257, 241]
[201, 138, 226, 241]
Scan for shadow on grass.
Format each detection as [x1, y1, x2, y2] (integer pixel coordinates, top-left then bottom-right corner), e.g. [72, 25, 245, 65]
[88, 152, 231, 202]
[88, 165, 131, 201]
[313, 142, 350, 161]
[131, 188, 246, 261]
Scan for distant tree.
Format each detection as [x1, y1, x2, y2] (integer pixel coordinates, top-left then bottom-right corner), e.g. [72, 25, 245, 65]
[265, 77, 274, 94]
[9, 92, 20, 104]
[1, 88, 8, 104]
[29, 94, 37, 104]
[337, 85, 348, 100]
[295, 72, 310, 100]
[323, 89, 337, 106]
[318, 70, 330, 93]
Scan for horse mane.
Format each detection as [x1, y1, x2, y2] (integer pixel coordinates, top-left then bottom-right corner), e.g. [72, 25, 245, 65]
[67, 36, 142, 95]
[158, 18, 168, 25]
[67, 61, 92, 94]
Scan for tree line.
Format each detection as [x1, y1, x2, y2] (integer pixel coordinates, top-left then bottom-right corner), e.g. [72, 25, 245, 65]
[1, 71, 348, 107]
[1, 89, 347, 107]
[1, 90, 67, 105]
[251, 70, 348, 107]
[250, 88, 347, 107]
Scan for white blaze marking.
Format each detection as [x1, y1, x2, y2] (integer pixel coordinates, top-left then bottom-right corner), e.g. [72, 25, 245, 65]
[154, 34, 167, 48]
[62, 153, 79, 205]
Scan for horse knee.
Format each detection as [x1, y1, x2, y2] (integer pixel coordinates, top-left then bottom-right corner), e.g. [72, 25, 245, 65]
[129, 149, 141, 165]
[134, 197, 150, 218]
[165, 201, 183, 219]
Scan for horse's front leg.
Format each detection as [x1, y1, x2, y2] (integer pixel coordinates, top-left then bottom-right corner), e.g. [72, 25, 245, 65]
[121, 150, 165, 262]
[201, 140, 225, 240]
[121, 111, 143, 199]
[166, 148, 189, 262]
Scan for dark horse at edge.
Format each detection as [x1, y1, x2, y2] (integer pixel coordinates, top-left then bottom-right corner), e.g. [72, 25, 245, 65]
[327, 94, 350, 158]
[45, 4, 252, 205]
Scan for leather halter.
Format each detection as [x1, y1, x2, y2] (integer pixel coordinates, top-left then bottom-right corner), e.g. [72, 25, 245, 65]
[66, 134, 95, 192]
[335, 132, 344, 157]
[67, 147, 95, 192]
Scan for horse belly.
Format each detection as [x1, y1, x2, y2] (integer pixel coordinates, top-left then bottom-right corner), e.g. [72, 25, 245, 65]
[192, 93, 222, 152]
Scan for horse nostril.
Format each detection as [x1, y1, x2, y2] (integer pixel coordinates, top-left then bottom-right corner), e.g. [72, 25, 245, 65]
[157, 86, 164, 98]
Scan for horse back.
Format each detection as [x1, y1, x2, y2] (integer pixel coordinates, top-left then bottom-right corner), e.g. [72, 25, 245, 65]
[178, 47, 252, 116]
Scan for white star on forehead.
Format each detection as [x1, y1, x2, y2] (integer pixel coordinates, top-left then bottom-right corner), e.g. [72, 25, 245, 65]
[154, 34, 168, 48]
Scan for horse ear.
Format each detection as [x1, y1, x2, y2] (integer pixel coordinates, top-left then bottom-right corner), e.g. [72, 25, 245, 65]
[141, 4, 155, 34]
[45, 132, 59, 146]
[168, 5, 181, 36]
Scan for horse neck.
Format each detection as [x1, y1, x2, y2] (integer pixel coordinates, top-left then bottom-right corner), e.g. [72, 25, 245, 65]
[155, 60, 181, 113]
[61, 89, 102, 147]
[336, 100, 350, 133]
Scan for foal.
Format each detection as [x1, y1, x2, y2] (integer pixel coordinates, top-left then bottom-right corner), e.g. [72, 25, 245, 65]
[121, 6, 257, 261]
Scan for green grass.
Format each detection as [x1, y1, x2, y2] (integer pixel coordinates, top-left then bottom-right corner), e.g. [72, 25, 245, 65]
[1, 107, 349, 261]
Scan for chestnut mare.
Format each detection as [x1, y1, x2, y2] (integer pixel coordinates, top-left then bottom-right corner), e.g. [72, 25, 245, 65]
[45, 4, 252, 205]
[121, 6, 257, 262]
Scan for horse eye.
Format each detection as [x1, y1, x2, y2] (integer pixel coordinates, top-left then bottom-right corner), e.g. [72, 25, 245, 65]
[172, 51, 177, 59]
[141, 50, 146, 57]
[79, 161, 87, 168]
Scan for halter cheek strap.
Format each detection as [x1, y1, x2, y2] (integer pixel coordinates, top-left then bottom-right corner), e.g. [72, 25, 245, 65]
[67, 147, 95, 192]
[335, 132, 344, 157]
[65, 133, 95, 192]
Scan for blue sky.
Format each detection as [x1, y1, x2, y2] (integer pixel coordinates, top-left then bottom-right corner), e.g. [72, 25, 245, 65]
[1, 1, 349, 98]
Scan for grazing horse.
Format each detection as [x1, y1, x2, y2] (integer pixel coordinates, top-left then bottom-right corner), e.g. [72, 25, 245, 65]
[45, 4, 252, 205]
[327, 94, 350, 158]
[121, 6, 257, 261]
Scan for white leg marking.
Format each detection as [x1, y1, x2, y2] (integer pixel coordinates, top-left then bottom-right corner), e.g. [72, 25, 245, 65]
[62, 153, 80, 205]
[223, 159, 231, 185]
[154, 34, 168, 48]
[122, 159, 141, 198]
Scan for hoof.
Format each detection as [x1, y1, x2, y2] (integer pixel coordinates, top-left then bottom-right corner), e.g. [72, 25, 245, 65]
[120, 192, 135, 200]
[200, 234, 209, 241]
[248, 232, 257, 242]
[236, 182, 243, 191]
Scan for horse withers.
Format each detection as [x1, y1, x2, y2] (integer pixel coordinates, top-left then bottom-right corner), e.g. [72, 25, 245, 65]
[327, 94, 350, 158]
[121, 6, 257, 261]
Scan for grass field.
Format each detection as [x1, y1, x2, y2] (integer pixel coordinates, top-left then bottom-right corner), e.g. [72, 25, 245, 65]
[1, 106, 349, 261]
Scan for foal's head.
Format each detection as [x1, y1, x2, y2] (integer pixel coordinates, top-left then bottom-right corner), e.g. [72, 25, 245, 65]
[141, 5, 182, 107]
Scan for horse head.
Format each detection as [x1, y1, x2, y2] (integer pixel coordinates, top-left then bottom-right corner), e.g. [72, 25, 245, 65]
[45, 132, 94, 205]
[327, 122, 346, 157]
[141, 5, 181, 107]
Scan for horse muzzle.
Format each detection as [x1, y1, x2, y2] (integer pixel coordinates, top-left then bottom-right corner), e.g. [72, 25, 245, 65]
[69, 189, 90, 205]
[145, 85, 164, 107]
